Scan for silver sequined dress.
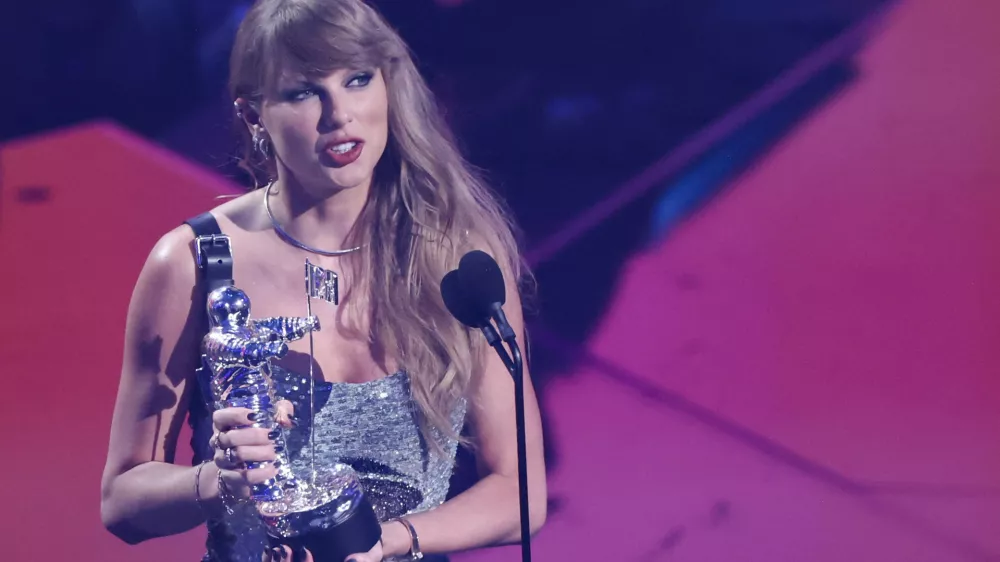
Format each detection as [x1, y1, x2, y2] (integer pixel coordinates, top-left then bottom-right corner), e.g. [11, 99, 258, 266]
[196, 366, 467, 562]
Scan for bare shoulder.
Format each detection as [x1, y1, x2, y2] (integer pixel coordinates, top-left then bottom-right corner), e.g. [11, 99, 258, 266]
[209, 188, 267, 232]
[138, 189, 262, 280]
[460, 232, 526, 296]
[122, 225, 203, 358]
[139, 223, 199, 290]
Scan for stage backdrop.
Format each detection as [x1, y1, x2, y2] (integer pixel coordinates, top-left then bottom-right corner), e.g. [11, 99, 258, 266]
[3, 0, 1000, 559]
[0, 123, 237, 560]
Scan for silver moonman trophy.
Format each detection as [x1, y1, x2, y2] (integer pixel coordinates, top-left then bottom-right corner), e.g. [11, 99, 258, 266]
[201, 284, 382, 561]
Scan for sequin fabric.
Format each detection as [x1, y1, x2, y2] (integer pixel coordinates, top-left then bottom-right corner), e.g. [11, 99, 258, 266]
[198, 366, 467, 562]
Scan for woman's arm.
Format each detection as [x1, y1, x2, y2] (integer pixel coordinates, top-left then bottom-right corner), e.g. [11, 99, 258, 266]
[380, 270, 548, 558]
[100, 228, 224, 543]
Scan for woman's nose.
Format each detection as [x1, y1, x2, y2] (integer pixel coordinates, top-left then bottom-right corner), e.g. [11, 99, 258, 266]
[321, 99, 353, 129]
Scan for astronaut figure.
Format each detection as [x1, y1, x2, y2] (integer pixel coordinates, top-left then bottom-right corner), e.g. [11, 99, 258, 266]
[201, 285, 320, 502]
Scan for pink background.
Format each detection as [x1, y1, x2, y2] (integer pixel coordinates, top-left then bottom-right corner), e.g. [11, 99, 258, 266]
[2, 0, 998, 559]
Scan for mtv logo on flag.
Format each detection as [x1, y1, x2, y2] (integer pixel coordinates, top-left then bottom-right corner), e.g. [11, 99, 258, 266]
[305, 260, 339, 305]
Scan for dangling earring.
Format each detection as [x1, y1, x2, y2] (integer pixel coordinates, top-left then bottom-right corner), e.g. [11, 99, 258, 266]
[253, 129, 271, 158]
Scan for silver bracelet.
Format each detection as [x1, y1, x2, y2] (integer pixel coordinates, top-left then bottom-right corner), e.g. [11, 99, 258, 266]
[194, 461, 211, 516]
[390, 517, 423, 561]
[217, 467, 240, 516]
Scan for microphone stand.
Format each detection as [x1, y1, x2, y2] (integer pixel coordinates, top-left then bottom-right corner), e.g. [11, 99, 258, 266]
[480, 306, 532, 562]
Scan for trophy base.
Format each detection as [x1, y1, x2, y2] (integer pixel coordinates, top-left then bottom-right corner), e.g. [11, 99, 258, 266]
[278, 496, 381, 562]
[257, 464, 381, 561]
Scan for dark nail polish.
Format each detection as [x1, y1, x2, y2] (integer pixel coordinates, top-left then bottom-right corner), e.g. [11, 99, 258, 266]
[292, 545, 307, 561]
[247, 412, 259, 421]
[268, 428, 281, 440]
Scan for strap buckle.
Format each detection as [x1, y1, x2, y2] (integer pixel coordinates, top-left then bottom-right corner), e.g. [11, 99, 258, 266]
[194, 234, 232, 268]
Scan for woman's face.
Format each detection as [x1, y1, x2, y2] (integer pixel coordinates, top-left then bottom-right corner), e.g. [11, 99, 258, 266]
[259, 67, 390, 196]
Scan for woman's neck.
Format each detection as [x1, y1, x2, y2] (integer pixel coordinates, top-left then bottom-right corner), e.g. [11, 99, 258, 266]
[266, 177, 370, 251]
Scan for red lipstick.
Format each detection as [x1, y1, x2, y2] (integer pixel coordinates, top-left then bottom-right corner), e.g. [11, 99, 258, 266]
[323, 139, 364, 167]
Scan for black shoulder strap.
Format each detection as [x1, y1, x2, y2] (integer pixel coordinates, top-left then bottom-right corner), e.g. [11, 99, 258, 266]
[184, 212, 234, 292]
[183, 212, 233, 466]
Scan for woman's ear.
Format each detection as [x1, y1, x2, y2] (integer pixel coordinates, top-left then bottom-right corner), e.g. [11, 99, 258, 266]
[234, 98, 262, 127]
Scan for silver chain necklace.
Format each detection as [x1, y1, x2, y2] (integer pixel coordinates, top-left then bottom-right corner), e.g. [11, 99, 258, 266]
[263, 181, 364, 256]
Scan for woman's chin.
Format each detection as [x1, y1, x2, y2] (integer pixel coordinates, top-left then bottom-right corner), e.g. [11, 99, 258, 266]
[291, 171, 372, 197]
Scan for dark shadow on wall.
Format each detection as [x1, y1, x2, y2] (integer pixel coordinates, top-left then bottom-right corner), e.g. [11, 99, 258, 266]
[529, 59, 859, 371]
[446, 57, 863, 503]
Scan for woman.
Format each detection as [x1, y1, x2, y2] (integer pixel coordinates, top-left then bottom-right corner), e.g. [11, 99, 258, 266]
[99, 0, 547, 560]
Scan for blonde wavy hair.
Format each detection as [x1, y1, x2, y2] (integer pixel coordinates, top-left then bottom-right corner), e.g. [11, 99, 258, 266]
[228, 0, 529, 449]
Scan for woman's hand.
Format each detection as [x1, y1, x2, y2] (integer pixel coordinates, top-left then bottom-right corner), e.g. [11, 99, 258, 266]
[341, 539, 384, 562]
[210, 400, 295, 499]
[262, 540, 383, 562]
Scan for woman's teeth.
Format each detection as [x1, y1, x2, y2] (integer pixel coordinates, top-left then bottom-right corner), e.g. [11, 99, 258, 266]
[330, 142, 358, 154]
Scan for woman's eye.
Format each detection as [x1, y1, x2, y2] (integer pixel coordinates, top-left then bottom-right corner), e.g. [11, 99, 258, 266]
[283, 88, 316, 101]
[346, 72, 373, 88]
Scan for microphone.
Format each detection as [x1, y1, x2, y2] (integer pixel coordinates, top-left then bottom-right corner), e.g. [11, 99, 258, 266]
[441, 250, 533, 562]
[456, 250, 516, 342]
[441, 269, 502, 348]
